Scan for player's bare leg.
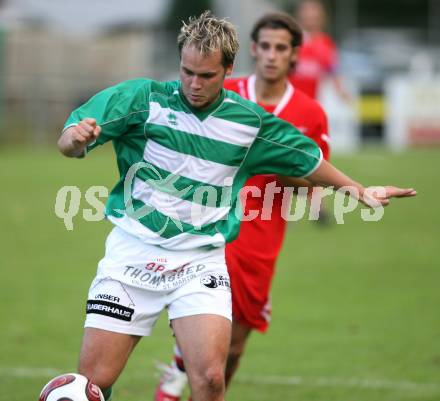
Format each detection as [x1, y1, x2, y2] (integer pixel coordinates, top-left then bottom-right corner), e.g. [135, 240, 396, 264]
[225, 320, 252, 387]
[172, 314, 231, 401]
[78, 328, 140, 394]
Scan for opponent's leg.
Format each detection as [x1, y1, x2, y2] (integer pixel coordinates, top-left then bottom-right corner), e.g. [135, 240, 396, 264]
[78, 328, 141, 396]
[225, 320, 252, 387]
[154, 344, 188, 401]
[172, 314, 231, 401]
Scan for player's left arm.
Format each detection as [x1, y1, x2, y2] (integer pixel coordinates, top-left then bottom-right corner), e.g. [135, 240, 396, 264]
[279, 159, 417, 207]
[246, 111, 416, 207]
[277, 175, 313, 192]
[305, 159, 417, 207]
[299, 105, 416, 206]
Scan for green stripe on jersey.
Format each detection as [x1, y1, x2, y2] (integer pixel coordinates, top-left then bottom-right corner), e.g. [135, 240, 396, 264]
[131, 199, 219, 239]
[214, 93, 262, 128]
[146, 124, 248, 166]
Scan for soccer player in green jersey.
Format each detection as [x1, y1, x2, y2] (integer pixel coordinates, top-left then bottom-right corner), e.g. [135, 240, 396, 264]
[57, 11, 416, 401]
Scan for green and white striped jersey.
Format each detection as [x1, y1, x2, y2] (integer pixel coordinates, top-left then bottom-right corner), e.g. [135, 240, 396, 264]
[64, 78, 322, 250]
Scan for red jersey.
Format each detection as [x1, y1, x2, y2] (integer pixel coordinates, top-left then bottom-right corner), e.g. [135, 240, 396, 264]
[289, 32, 338, 98]
[223, 75, 330, 332]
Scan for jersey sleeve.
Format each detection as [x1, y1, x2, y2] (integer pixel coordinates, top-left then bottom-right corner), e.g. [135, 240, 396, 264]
[244, 111, 323, 178]
[63, 79, 150, 153]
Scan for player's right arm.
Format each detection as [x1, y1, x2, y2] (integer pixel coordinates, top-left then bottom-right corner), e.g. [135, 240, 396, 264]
[58, 118, 101, 158]
[58, 78, 152, 158]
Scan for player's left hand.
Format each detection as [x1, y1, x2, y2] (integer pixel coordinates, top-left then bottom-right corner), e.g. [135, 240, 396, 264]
[383, 186, 417, 198]
[362, 186, 417, 207]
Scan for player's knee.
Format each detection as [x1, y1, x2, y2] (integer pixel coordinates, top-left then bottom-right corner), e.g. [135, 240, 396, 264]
[191, 366, 224, 395]
[78, 363, 117, 390]
[203, 367, 224, 394]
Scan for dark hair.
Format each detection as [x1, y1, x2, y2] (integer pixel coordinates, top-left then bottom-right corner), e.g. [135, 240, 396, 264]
[251, 12, 303, 48]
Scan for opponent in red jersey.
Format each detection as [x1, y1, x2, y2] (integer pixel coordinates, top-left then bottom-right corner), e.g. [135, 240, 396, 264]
[223, 75, 329, 337]
[289, 0, 349, 100]
[153, 13, 330, 401]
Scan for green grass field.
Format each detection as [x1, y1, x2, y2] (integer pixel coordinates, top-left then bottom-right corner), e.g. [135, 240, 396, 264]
[1, 145, 439, 401]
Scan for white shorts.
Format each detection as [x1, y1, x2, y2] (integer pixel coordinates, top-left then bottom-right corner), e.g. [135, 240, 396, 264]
[85, 227, 232, 336]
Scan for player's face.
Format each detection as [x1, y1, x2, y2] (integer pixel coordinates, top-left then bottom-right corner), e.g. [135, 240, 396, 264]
[297, 1, 326, 32]
[180, 45, 233, 109]
[251, 28, 297, 83]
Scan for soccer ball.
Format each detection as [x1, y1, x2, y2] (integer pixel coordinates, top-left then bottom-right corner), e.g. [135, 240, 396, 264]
[39, 373, 105, 401]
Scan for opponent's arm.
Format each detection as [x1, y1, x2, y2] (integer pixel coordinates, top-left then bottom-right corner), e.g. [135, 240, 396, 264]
[58, 118, 101, 158]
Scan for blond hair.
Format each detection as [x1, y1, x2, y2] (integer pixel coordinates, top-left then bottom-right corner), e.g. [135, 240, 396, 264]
[178, 11, 239, 67]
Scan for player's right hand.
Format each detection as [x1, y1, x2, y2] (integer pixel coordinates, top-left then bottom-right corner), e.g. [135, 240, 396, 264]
[70, 118, 101, 149]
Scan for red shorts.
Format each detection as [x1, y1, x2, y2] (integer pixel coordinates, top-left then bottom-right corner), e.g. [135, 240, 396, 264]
[226, 176, 287, 332]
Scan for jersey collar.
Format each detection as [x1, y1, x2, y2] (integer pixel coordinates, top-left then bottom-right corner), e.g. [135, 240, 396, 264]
[247, 74, 294, 117]
[178, 83, 226, 121]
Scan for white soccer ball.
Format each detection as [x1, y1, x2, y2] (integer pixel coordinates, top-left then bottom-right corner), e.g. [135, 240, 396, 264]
[39, 373, 105, 401]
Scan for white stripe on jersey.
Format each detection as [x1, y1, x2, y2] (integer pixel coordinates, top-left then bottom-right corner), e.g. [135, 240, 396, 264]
[207, 115, 260, 147]
[132, 177, 231, 227]
[143, 140, 237, 187]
